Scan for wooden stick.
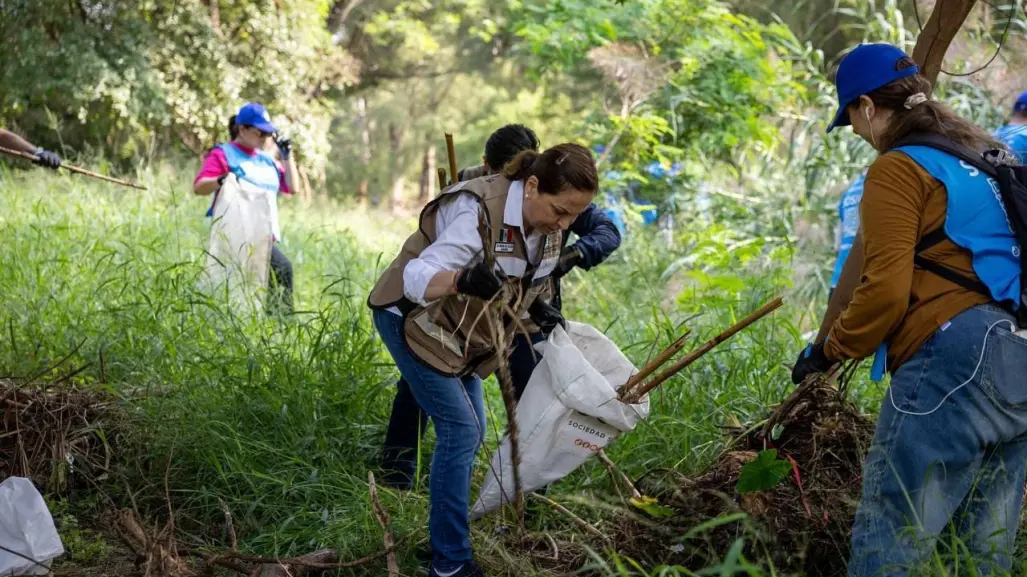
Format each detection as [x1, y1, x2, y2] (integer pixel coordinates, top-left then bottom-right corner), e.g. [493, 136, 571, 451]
[596, 449, 641, 500]
[0, 145, 147, 190]
[437, 167, 448, 191]
[445, 133, 458, 186]
[218, 498, 238, 552]
[620, 330, 690, 396]
[622, 296, 784, 403]
[530, 494, 609, 542]
[367, 472, 399, 577]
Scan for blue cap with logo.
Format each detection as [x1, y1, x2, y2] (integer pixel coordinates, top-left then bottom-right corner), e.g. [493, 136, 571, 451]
[827, 43, 920, 133]
[235, 102, 277, 134]
[1013, 90, 1027, 113]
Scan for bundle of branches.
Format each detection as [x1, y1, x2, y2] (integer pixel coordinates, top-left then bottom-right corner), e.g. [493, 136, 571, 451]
[613, 375, 875, 577]
[0, 378, 116, 492]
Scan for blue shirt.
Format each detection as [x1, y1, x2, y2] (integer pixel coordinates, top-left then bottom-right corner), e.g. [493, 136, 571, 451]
[994, 124, 1027, 163]
[831, 171, 867, 288]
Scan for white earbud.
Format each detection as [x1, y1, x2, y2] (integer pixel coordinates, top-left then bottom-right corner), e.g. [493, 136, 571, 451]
[864, 107, 871, 122]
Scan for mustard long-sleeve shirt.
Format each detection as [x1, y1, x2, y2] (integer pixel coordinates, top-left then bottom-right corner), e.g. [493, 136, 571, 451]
[824, 151, 989, 372]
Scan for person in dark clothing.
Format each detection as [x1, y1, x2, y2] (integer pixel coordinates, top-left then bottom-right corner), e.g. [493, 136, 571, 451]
[381, 124, 622, 490]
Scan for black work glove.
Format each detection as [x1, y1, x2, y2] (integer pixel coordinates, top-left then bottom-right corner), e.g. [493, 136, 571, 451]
[455, 260, 503, 301]
[791, 342, 834, 385]
[33, 148, 61, 170]
[275, 136, 292, 160]
[529, 299, 566, 334]
[552, 247, 581, 280]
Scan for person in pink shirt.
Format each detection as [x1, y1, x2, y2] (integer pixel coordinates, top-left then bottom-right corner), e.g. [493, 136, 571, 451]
[193, 102, 295, 313]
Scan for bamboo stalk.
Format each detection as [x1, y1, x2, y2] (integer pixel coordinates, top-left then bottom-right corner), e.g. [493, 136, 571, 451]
[0, 145, 147, 190]
[445, 133, 458, 186]
[437, 167, 448, 191]
[621, 296, 784, 403]
[620, 330, 690, 397]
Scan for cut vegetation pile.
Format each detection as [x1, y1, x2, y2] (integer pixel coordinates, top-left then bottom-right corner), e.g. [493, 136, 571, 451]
[0, 378, 117, 493]
[615, 377, 875, 576]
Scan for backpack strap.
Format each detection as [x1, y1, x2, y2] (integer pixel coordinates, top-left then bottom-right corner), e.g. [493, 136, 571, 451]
[891, 133, 1000, 179]
[892, 136, 998, 299]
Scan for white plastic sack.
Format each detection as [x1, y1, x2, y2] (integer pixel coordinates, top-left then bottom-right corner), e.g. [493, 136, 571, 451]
[472, 321, 649, 517]
[0, 477, 64, 576]
[199, 174, 274, 314]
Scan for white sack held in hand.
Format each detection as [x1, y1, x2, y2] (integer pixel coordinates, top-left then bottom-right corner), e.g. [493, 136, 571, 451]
[0, 477, 64, 575]
[472, 321, 649, 518]
[200, 173, 274, 315]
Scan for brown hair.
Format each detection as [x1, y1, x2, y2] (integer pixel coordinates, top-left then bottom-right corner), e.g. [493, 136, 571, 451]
[856, 74, 1002, 153]
[502, 143, 599, 195]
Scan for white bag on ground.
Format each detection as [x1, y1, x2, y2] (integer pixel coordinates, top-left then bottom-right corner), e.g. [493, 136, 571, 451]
[472, 321, 649, 518]
[199, 174, 274, 314]
[0, 477, 64, 576]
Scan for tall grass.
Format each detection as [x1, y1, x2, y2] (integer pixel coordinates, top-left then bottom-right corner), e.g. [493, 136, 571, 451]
[4, 161, 1020, 577]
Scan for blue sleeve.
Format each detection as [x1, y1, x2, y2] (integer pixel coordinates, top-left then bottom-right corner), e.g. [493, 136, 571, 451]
[567, 203, 622, 269]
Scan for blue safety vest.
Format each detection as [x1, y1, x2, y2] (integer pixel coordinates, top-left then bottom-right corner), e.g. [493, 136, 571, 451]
[205, 143, 282, 217]
[830, 172, 866, 288]
[867, 145, 1021, 380]
[994, 124, 1027, 164]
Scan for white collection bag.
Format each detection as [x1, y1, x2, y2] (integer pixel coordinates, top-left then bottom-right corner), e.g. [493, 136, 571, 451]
[0, 477, 64, 576]
[200, 174, 274, 315]
[472, 321, 649, 518]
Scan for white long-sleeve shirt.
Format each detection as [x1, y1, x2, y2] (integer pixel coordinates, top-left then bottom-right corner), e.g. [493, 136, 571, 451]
[396, 179, 545, 312]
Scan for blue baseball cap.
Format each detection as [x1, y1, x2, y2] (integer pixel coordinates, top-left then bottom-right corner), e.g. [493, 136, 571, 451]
[1014, 90, 1027, 113]
[235, 102, 277, 134]
[827, 43, 920, 133]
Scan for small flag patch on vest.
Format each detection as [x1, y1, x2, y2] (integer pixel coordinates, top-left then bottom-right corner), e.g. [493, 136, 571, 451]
[495, 227, 515, 253]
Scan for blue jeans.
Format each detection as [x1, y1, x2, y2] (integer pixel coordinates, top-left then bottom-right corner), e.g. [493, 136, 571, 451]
[849, 304, 1027, 576]
[381, 331, 546, 489]
[372, 309, 487, 571]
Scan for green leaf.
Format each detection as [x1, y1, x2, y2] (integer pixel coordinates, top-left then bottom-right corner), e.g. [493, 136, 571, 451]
[736, 449, 792, 494]
[629, 495, 675, 518]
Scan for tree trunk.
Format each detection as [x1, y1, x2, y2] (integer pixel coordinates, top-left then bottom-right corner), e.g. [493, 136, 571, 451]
[389, 123, 406, 210]
[356, 96, 372, 206]
[419, 143, 436, 204]
[912, 0, 978, 88]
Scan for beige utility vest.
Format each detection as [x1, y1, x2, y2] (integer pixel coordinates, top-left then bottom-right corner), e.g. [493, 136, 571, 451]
[368, 175, 562, 378]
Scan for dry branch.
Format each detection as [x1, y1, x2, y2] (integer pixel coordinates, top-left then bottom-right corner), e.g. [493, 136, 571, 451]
[597, 449, 641, 501]
[620, 329, 690, 397]
[530, 494, 609, 542]
[621, 296, 784, 403]
[0, 146, 147, 190]
[368, 472, 399, 577]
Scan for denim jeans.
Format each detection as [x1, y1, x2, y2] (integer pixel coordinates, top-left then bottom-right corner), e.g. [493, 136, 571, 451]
[381, 331, 546, 489]
[849, 304, 1027, 576]
[372, 309, 486, 571]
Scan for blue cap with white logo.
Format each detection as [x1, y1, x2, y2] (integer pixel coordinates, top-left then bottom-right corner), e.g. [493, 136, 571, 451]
[235, 102, 277, 134]
[827, 44, 920, 133]
[1013, 90, 1027, 113]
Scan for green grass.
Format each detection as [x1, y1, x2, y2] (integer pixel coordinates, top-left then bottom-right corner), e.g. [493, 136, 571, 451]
[3, 162, 1016, 577]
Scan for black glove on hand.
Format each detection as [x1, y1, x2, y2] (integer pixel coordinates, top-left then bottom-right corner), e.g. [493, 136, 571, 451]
[791, 342, 834, 385]
[275, 136, 292, 160]
[455, 260, 503, 301]
[33, 148, 61, 170]
[529, 299, 566, 334]
[552, 247, 581, 280]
